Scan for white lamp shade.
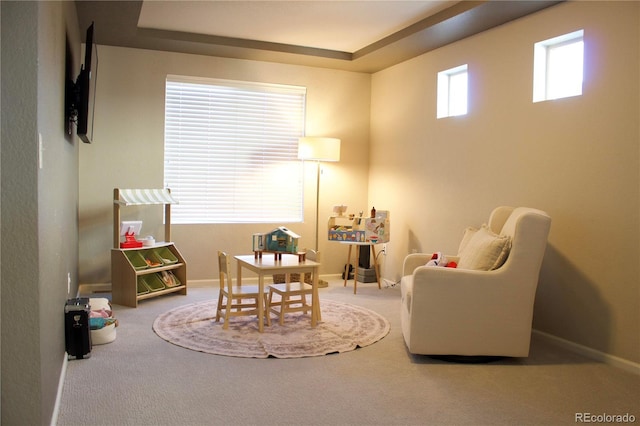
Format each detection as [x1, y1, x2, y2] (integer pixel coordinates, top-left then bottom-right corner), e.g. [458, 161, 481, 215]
[298, 137, 341, 162]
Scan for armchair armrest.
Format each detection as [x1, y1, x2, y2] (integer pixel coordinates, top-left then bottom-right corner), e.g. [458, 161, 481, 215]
[403, 253, 430, 276]
[402, 253, 458, 276]
[412, 265, 506, 289]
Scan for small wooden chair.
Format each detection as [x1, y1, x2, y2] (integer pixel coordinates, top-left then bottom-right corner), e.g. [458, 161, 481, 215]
[215, 251, 269, 329]
[267, 249, 318, 325]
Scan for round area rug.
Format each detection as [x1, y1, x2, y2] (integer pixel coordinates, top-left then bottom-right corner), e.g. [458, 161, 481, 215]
[152, 299, 390, 358]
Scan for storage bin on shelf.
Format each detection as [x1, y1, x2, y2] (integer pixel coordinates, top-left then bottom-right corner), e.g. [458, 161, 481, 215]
[137, 271, 181, 293]
[125, 251, 149, 270]
[328, 210, 390, 243]
[141, 250, 164, 268]
[136, 247, 180, 269]
[154, 246, 179, 264]
[159, 270, 181, 288]
[137, 279, 150, 295]
[139, 274, 166, 292]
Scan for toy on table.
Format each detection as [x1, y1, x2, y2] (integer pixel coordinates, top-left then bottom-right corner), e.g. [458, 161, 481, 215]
[252, 226, 306, 261]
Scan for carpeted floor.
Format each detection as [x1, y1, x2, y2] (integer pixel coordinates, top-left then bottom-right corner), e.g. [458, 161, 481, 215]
[153, 298, 390, 358]
[57, 280, 639, 426]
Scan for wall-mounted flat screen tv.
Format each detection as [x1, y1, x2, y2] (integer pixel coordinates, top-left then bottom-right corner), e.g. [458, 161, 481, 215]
[67, 22, 98, 143]
[77, 22, 98, 143]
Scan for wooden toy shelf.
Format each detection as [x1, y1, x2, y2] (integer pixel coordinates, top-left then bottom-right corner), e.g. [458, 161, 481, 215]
[111, 188, 187, 307]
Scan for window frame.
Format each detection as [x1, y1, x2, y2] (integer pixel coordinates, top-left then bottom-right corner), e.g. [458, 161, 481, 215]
[533, 29, 584, 103]
[437, 64, 468, 119]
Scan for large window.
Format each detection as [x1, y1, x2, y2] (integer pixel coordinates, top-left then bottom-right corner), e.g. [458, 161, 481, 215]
[533, 30, 584, 102]
[164, 76, 306, 224]
[437, 64, 468, 118]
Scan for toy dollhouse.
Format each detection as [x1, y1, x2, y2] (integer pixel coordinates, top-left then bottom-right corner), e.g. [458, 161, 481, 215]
[252, 226, 304, 260]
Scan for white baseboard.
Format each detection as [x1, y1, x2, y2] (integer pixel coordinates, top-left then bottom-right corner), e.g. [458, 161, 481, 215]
[188, 279, 215, 288]
[532, 329, 640, 376]
[51, 355, 68, 425]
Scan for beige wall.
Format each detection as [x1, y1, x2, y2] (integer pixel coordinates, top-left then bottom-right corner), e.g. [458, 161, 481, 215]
[370, 1, 639, 363]
[1, 1, 81, 423]
[79, 46, 371, 285]
[79, 2, 639, 364]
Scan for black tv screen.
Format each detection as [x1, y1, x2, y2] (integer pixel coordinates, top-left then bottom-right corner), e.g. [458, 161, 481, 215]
[77, 22, 97, 144]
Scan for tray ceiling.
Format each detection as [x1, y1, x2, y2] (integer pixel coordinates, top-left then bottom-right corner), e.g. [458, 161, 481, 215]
[76, 0, 562, 73]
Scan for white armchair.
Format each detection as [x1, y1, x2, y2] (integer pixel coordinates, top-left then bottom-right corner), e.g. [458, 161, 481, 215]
[400, 207, 551, 357]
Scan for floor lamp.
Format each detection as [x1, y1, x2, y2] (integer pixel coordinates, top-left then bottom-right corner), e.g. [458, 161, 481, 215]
[298, 137, 341, 257]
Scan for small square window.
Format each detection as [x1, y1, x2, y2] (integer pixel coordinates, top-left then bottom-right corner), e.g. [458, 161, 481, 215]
[533, 30, 584, 102]
[437, 64, 468, 118]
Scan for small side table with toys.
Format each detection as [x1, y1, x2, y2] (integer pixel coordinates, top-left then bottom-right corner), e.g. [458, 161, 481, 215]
[328, 208, 390, 294]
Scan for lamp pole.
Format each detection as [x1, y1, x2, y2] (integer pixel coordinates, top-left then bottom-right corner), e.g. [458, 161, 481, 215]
[314, 160, 321, 252]
[297, 136, 340, 252]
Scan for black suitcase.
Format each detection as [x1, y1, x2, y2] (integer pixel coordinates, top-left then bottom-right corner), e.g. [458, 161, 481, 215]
[65, 298, 92, 359]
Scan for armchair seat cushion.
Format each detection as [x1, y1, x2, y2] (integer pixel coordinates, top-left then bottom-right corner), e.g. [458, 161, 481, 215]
[457, 224, 511, 271]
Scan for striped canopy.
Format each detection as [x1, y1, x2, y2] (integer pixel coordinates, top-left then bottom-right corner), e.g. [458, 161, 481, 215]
[115, 188, 179, 206]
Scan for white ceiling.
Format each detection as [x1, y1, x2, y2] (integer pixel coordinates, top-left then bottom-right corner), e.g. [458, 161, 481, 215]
[137, 1, 455, 53]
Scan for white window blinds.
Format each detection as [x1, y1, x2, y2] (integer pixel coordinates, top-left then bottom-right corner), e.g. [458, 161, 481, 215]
[164, 75, 306, 224]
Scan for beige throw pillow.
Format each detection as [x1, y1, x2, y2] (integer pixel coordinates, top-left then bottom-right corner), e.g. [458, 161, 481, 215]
[457, 224, 511, 271]
[458, 226, 478, 254]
